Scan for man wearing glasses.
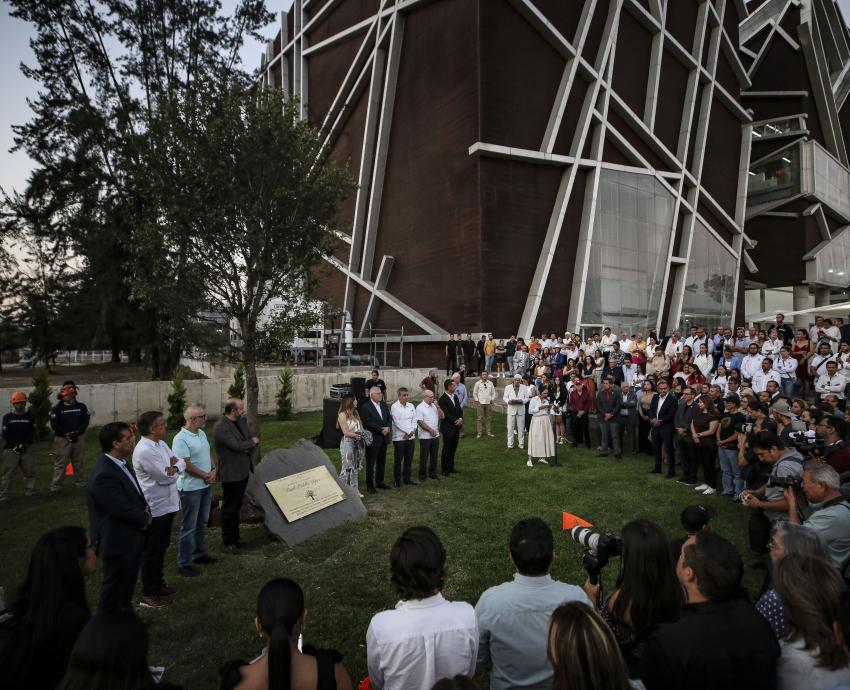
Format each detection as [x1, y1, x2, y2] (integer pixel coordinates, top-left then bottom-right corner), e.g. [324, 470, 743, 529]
[172, 403, 218, 577]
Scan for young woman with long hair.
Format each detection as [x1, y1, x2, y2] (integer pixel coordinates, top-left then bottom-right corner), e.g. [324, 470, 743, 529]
[219, 578, 352, 690]
[690, 396, 720, 495]
[548, 602, 641, 690]
[2, 526, 95, 689]
[336, 396, 364, 497]
[582, 519, 682, 675]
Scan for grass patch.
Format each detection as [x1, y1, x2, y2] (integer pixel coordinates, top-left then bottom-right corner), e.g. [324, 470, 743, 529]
[0, 409, 754, 688]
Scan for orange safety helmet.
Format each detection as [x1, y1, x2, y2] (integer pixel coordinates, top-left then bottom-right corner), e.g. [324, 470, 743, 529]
[10, 391, 27, 404]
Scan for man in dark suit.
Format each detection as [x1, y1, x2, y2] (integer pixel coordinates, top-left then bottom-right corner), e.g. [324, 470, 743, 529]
[87, 421, 151, 611]
[649, 379, 678, 477]
[360, 384, 392, 493]
[213, 398, 259, 553]
[439, 379, 464, 475]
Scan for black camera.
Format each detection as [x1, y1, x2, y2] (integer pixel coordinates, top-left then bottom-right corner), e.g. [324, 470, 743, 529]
[788, 430, 826, 457]
[734, 421, 754, 434]
[766, 474, 803, 489]
[570, 525, 623, 585]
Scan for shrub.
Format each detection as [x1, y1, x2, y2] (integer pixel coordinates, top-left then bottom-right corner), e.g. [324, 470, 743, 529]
[28, 366, 53, 440]
[167, 365, 187, 429]
[276, 367, 294, 420]
[228, 361, 245, 399]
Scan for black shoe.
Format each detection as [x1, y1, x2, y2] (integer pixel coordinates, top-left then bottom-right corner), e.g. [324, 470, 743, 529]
[614, 454, 622, 459]
[178, 566, 199, 577]
[404, 479, 418, 485]
[366, 486, 378, 494]
[429, 474, 440, 480]
[419, 475, 427, 481]
[376, 482, 392, 490]
[665, 473, 676, 479]
[193, 555, 217, 565]
[648, 469, 661, 474]
[223, 544, 241, 555]
[394, 480, 402, 488]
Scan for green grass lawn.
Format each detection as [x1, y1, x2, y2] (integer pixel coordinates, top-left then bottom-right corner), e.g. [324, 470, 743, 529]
[0, 409, 756, 689]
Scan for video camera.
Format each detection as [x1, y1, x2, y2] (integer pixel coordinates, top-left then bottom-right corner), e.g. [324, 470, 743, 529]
[570, 525, 623, 585]
[788, 430, 826, 457]
[766, 474, 803, 489]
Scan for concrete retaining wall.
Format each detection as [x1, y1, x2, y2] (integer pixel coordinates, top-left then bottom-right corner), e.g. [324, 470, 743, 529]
[0, 368, 433, 426]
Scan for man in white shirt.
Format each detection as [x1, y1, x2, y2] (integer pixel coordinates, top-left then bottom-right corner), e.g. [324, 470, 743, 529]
[823, 318, 842, 353]
[835, 340, 850, 381]
[390, 388, 418, 487]
[132, 410, 185, 609]
[816, 361, 847, 402]
[618, 330, 633, 353]
[751, 358, 781, 394]
[367, 526, 477, 690]
[772, 346, 799, 398]
[683, 326, 700, 352]
[600, 328, 616, 354]
[476, 519, 590, 690]
[740, 343, 765, 381]
[415, 390, 442, 481]
[473, 371, 497, 439]
[503, 375, 530, 449]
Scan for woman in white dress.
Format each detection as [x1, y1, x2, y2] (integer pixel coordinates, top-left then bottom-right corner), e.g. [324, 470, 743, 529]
[527, 386, 555, 467]
[336, 396, 364, 497]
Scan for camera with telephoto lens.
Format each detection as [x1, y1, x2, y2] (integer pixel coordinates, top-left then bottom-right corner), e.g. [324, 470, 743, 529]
[788, 430, 826, 457]
[735, 421, 754, 434]
[570, 525, 623, 585]
[766, 474, 803, 489]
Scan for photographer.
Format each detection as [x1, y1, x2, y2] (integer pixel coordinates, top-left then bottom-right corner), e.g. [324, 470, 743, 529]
[581, 519, 682, 675]
[818, 415, 850, 473]
[741, 432, 805, 521]
[784, 463, 850, 571]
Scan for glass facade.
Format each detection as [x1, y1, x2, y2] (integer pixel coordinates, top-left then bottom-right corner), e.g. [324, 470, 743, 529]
[747, 144, 801, 207]
[751, 116, 804, 140]
[581, 169, 674, 333]
[680, 220, 736, 329]
[806, 227, 850, 287]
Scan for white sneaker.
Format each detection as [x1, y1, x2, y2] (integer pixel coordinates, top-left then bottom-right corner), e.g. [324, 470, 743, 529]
[477, 434, 482, 439]
[702, 487, 717, 495]
[694, 484, 708, 492]
[527, 459, 533, 467]
[519, 444, 524, 449]
[539, 459, 549, 464]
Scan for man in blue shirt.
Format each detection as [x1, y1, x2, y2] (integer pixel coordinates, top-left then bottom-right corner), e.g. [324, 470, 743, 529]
[475, 518, 590, 690]
[172, 403, 218, 577]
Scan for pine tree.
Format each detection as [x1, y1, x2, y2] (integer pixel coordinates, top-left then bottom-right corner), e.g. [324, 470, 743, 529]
[28, 365, 52, 439]
[167, 366, 187, 429]
[276, 368, 294, 421]
[228, 361, 245, 399]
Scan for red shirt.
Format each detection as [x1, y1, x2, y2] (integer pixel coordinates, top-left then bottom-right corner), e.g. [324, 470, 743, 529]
[825, 444, 850, 474]
[569, 388, 590, 412]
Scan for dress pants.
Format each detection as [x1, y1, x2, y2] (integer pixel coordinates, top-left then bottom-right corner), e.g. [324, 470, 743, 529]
[100, 541, 143, 611]
[441, 430, 459, 473]
[366, 435, 388, 489]
[477, 403, 493, 435]
[141, 511, 175, 596]
[221, 477, 249, 546]
[678, 438, 698, 483]
[393, 439, 415, 484]
[599, 419, 621, 455]
[572, 412, 591, 447]
[652, 427, 675, 474]
[506, 412, 525, 448]
[419, 438, 439, 478]
[618, 416, 638, 453]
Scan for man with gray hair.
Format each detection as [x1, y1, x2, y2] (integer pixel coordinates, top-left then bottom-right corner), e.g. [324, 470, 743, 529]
[172, 403, 218, 577]
[785, 462, 850, 570]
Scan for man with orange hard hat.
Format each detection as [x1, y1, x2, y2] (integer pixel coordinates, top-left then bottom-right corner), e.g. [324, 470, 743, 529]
[49, 381, 90, 492]
[1, 392, 36, 502]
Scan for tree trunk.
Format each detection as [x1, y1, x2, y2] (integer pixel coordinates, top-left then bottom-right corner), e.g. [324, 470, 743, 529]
[244, 359, 260, 435]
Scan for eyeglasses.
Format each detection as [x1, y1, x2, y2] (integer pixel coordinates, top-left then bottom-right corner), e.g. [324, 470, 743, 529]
[192, 414, 207, 420]
[768, 539, 779, 550]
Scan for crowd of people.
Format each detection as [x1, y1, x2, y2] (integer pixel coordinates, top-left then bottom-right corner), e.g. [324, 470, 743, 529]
[3, 515, 850, 690]
[4, 312, 850, 689]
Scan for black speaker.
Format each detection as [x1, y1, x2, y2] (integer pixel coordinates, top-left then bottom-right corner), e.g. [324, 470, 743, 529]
[320, 397, 343, 448]
[351, 376, 367, 402]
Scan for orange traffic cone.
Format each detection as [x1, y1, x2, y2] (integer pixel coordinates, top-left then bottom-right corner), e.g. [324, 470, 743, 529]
[65, 463, 74, 476]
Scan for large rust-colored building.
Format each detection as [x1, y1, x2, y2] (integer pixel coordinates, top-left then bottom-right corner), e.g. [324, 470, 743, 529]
[257, 0, 850, 363]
